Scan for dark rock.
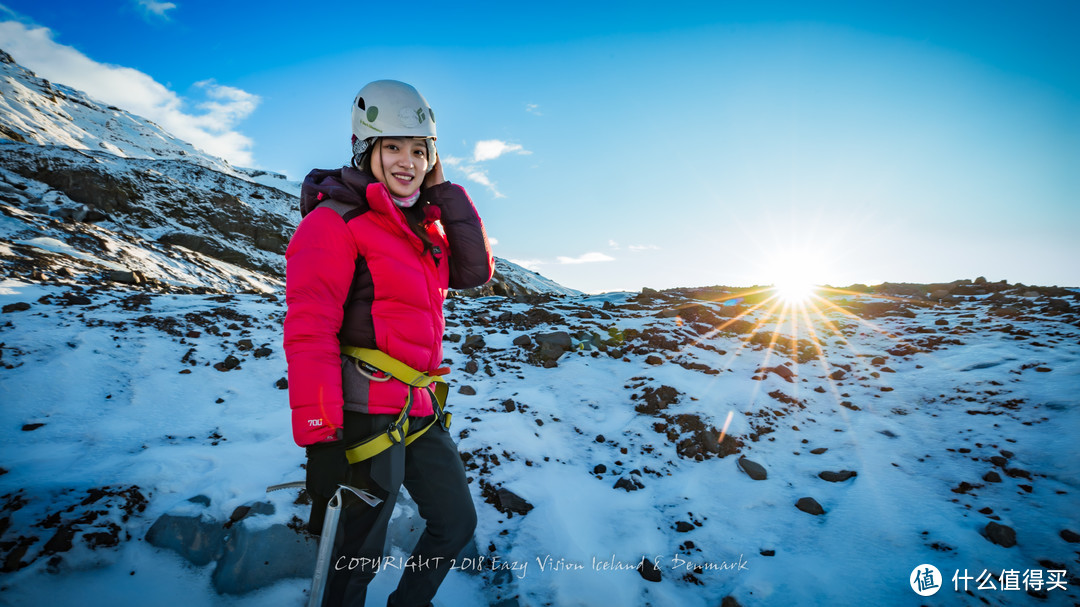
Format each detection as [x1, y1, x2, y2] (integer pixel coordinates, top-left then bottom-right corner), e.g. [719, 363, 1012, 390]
[534, 332, 572, 365]
[809, 447, 828, 455]
[758, 365, 794, 382]
[637, 557, 662, 582]
[721, 597, 743, 607]
[211, 521, 317, 595]
[3, 302, 31, 313]
[613, 477, 644, 492]
[20, 423, 45, 431]
[460, 334, 486, 355]
[236, 339, 254, 351]
[795, 497, 825, 515]
[674, 521, 695, 533]
[274, 377, 288, 390]
[737, 457, 767, 481]
[1060, 529, 1080, 543]
[535, 331, 572, 350]
[146, 510, 225, 567]
[502, 399, 517, 412]
[592, 464, 606, 475]
[984, 522, 1016, 548]
[494, 488, 533, 516]
[645, 355, 664, 366]
[214, 355, 241, 372]
[253, 347, 272, 358]
[983, 471, 1002, 483]
[818, 470, 857, 483]
[458, 386, 477, 396]
[635, 385, 680, 414]
[512, 334, 532, 347]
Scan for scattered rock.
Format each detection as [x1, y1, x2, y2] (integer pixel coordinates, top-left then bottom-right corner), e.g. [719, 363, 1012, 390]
[1060, 529, 1080, 543]
[984, 522, 1017, 548]
[737, 457, 767, 481]
[20, 423, 45, 431]
[613, 477, 645, 492]
[2, 302, 31, 313]
[493, 488, 533, 516]
[461, 335, 486, 355]
[757, 365, 795, 383]
[512, 335, 532, 348]
[674, 521, 695, 533]
[458, 386, 477, 396]
[795, 497, 825, 515]
[983, 471, 1002, 483]
[214, 355, 241, 372]
[818, 470, 857, 483]
[637, 557, 662, 582]
[535, 331, 572, 365]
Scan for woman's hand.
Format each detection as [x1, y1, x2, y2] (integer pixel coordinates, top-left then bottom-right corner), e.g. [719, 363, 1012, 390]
[423, 149, 446, 190]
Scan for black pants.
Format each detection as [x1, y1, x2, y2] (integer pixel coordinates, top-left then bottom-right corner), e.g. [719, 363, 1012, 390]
[322, 411, 477, 607]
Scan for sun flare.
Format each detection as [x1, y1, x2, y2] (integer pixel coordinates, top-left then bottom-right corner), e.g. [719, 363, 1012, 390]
[774, 280, 818, 304]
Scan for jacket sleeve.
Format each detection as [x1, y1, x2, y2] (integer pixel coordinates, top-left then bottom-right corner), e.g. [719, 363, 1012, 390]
[283, 207, 358, 447]
[426, 182, 494, 290]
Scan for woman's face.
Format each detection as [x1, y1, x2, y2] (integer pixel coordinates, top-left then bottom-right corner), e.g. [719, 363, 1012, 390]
[372, 137, 430, 198]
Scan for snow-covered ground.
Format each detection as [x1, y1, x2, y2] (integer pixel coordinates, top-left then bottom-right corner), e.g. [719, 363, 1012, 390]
[1, 280, 1077, 606]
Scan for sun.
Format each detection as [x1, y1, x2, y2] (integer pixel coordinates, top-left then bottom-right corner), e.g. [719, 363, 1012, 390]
[774, 280, 818, 304]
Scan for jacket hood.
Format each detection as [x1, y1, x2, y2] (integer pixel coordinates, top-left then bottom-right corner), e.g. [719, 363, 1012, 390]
[299, 166, 377, 217]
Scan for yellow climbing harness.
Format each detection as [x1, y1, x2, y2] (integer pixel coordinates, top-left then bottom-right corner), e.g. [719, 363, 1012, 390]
[338, 346, 451, 464]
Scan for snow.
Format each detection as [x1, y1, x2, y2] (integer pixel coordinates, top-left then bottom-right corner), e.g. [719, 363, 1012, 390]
[1, 281, 1078, 606]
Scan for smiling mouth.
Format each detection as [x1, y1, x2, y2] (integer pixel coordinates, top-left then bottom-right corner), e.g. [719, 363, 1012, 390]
[392, 173, 414, 183]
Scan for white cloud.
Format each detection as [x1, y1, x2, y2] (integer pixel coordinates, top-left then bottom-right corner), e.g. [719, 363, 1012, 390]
[488, 237, 499, 246]
[556, 252, 616, 265]
[135, 0, 177, 19]
[629, 244, 661, 252]
[507, 258, 544, 271]
[460, 167, 504, 199]
[443, 142, 529, 198]
[473, 139, 530, 162]
[525, 103, 542, 116]
[0, 20, 259, 167]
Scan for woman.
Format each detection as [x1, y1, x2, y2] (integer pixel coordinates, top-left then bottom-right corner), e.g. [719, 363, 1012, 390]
[284, 80, 494, 607]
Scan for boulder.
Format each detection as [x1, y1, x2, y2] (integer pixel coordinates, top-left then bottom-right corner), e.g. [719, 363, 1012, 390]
[818, 470, 857, 483]
[984, 522, 1016, 548]
[145, 496, 226, 566]
[211, 519, 317, 595]
[795, 497, 825, 515]
[737, 457, 767, 481]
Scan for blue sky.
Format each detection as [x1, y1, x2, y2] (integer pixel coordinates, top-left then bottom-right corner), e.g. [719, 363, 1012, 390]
[1, 0, 1077, 292]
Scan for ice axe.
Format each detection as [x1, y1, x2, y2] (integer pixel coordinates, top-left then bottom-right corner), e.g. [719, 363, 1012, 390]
[267, 481, 382, 607]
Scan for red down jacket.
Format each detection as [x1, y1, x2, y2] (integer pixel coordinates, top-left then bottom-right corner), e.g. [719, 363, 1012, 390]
[284, 167, 493, 447]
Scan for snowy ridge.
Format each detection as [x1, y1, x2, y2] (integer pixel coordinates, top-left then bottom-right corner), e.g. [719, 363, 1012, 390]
[0, 49, 297, 196]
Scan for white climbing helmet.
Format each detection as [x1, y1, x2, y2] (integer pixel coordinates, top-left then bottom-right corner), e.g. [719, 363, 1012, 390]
[351, 80, 437, 171]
